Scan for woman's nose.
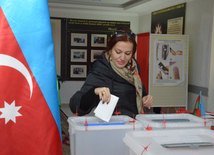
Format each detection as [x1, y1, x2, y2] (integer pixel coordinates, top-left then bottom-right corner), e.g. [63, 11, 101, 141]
[120, 53, 125, 60]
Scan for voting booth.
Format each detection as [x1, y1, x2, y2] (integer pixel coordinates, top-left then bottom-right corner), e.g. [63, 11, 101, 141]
[123, 129, 214, 155]
[68, 115, 142, 155]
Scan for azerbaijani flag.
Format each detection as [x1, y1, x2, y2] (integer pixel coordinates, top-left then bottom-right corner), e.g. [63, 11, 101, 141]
[193, 91, 206, 117]
[0, 1, 63, 155]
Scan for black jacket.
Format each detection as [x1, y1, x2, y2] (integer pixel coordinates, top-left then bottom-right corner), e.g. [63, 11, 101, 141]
[69, 51, 148, 118]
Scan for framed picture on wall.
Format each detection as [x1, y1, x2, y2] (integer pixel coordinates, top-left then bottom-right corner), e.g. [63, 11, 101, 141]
[91, 34, 107, 47]
[71, 33, 87, 46]
[71, 49, 87, 62]
[91, 50, 103, 62]
[70, 65, 87, 78]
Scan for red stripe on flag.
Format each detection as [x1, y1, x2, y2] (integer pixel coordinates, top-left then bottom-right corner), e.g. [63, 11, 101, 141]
[196, 95, 200, 103]
[193, 94, 201, 117]
[195, 107, 201, 117]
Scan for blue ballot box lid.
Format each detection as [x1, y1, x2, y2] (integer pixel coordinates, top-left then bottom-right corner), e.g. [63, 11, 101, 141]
[68, 115, 142, 131]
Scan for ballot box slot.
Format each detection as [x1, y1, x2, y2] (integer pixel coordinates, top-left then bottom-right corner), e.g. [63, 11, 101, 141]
[84, 122, 126, 126]
[152, 118, 190, 123]
[161, 142, 214, 148]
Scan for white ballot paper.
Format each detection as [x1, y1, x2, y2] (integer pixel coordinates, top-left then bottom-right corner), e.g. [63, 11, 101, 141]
[94, 94, 119, 122]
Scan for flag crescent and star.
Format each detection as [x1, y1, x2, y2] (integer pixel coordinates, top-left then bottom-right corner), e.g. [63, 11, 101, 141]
[0, 1, 63, 154]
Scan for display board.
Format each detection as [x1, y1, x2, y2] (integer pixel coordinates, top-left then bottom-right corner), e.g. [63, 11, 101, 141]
[50, 18, 130, 81]
[66, 18, 130, 81]
[149, 34, 189, 107]
[151, 3, 186, 34]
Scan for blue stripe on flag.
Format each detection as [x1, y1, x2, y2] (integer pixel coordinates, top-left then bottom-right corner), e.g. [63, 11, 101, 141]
[199, 91, 206, 116]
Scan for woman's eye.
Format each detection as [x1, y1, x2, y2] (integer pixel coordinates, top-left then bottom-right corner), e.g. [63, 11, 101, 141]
[116, 51, 120, 54]
[125, 53, 131, 55]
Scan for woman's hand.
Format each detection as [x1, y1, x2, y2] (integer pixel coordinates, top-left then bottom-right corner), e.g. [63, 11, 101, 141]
[142, 95, 154, 107]
[94, 87, 111, 103]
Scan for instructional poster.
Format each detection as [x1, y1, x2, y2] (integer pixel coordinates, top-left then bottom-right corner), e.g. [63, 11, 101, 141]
[153, 39, 185, 86]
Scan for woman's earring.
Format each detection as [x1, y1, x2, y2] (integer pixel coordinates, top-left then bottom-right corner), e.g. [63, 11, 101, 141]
[129, 59, 132, 63]
[109, 53, 112, 61]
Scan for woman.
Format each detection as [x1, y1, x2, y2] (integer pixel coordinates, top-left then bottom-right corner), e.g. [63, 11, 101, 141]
[69, 27, 154, 118]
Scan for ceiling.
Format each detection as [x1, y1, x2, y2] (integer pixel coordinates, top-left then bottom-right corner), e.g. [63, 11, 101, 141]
[48, 0, 195, 15]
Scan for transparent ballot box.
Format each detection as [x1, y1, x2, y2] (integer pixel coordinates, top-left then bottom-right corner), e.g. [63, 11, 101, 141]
[68, 115, 142, 155]
[123, 129, 214, 155]
[136, 113, 212, 130]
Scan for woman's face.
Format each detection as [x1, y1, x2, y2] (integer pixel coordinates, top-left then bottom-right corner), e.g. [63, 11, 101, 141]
[110, 41, 133, 68]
